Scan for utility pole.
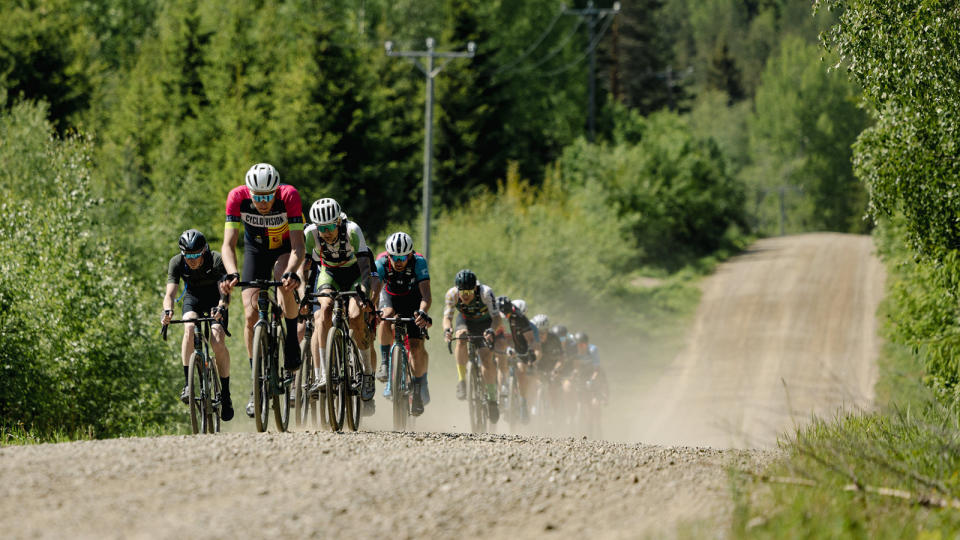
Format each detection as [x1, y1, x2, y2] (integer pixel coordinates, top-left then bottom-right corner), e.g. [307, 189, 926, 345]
[564, 1, 620, 142]
[385, 38, 476, 261]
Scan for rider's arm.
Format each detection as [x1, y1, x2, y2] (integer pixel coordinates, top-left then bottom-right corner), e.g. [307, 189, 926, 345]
[349, 223, 372, 291]
[162, 282, 178, 312]
[418, 280, 432, 313]
[221, 226, 240, 276]
[442, 287, 457, 333]
[285, 228, 305, 276]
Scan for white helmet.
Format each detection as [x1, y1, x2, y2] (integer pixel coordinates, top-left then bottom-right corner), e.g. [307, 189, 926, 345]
[531, 313, 549, 330]
[245, 163, 280, 193]
[309, 198, 341, 225]
[385, 232, 414, 256]
[512, 299, 527, 316]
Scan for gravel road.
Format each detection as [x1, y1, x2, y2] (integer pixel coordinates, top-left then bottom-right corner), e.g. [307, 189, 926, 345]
[0, 233, 884, 538]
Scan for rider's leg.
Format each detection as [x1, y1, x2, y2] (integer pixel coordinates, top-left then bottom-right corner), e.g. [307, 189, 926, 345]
[378, 306, 396, 375]
[454, 329, 469, 377]
[315, 297, 333, 378]
[410, 337, 428, 377]
[479, 347, 498, 401]
[241, 288, 259, 362]
[210, 325, 230, 377]
[348, 297, 373, 374]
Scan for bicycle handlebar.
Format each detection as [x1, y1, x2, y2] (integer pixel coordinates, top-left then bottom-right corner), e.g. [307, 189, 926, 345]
[160, 316, 231, 340]
[236, 280, 284, 289]
[381, 314, 432, 340]
[446, 334, 492, 354]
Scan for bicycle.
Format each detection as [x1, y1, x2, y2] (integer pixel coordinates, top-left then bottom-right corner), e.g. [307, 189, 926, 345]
[500, 347, 529, 434]
[304, 287, 368, 432]
[161, 314, 228, 434]
[238, 279, 292, 432]
[448, 334, 492, 434]
[381, 313, 431, 431]
[293, 314, 329, 429]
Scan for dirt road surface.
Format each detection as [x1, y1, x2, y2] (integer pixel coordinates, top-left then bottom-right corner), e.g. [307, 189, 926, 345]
[0, 233, 884, 538]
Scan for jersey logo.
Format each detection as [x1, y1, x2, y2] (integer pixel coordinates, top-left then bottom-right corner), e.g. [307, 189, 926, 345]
[242, 212, 288, 228]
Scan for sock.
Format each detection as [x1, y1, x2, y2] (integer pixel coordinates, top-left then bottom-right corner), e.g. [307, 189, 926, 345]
[319, 347, 326, 366]
[183, 365, 189, 386]
[315, 367, 322, 380]
[220, 376, 230, 397]
[486, 383, 497, 401]
[457, 364, 467, 381]
[359, 348, 371, 374]
[380, 345, 390, 365]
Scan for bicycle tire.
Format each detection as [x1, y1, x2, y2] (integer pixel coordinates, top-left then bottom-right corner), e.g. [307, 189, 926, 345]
[187, 352, 203, 434]
[294, 338, 314, 428]
[506, 370, 522, 434]
[466, 357, 487, 433]
[273, 326, 290, 432]
[252, 325, 269, 432]
[325, 326, 345, 431]
[344, 336, 362, 432]
[207, 357, 222, 434]
[390, 344, 408, 431]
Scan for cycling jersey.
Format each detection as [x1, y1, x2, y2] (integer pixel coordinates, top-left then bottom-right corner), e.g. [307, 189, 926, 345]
[225, 184, 304, 251]
[167, 250, 227, 292]
[305, 216, 367, 268]
[504, 313, 537, 356]
[374, 251, 430, 296]
[444, 284, 496, 321]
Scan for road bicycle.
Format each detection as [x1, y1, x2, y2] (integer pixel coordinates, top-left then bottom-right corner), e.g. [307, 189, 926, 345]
[500, 347, 529, 434]
[448, 334, 492, 434]
[162, 314, 228, 434]
[238, 279, 292, 432]
[381, 314, 430, 431]
[305, 288, 368, 432]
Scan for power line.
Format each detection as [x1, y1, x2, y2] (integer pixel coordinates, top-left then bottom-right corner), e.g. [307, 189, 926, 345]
[561, 1, 621, 141]
[492, 6, 566, 75]
[496, 16, 586, 76]
[531, 10, 615, 78]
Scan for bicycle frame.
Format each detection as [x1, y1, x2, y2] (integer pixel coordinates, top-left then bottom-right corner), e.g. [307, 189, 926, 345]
[238, 279, 290, 432]
[381, 315, 430, 430]
[161, 315, 225, 434]
[448, 334, 492, 433]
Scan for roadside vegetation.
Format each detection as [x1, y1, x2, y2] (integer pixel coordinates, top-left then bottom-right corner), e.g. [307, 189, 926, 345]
[2, 0, 870, 442]
[732, 2, 960, 537]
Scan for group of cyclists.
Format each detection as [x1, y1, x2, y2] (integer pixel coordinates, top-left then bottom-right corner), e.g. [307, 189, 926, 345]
[162, 162, 607, 432]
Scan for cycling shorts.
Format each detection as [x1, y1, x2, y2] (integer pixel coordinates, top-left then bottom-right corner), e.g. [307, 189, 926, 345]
[454, 313, 492, 337]
[379, 291, 425, 340]
[240, 246, 287, 289]
[182, 290, 229, 332]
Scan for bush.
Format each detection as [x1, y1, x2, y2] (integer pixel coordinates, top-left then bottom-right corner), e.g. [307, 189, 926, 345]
[0, 99, 178, 438]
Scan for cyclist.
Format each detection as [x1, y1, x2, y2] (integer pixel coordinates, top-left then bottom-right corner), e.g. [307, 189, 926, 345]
[218, 163, 305, 418]
[495, 296, 540, 424]
[373, 232, 432, 416]
[161, 229, 233, 421]
[301, 198, 377, 412]
[442, 269, 502, 423]
[574, 331, 608, 422]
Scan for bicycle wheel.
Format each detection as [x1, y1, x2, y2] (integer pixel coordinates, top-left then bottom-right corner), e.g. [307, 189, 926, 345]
[325, 326, 345, 431]
[294, 340, 315, 428]
[466, 357, 487, 433]
[344, 336, 362, 432]
[252, 325, 270, 432]
[506, 371, 522, 434]
[206, 358, 222, 434]
[187, 352, 203, 434]
[273, 327, 290, 432]
[390, 344, 408, 431]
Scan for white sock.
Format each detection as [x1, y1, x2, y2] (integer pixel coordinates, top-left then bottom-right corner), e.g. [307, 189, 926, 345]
[318, 348, 325, 375]
[314, 367, 322, 379]
[359, 349, 371, 373]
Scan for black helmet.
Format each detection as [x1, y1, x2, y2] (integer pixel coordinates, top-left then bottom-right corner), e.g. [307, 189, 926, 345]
[455, 269, 477, 290]
[574, 331, 589, 344]
[178, 229, 207, 253]
[549, 324, 568, 338]
[496, 295, 513, 314]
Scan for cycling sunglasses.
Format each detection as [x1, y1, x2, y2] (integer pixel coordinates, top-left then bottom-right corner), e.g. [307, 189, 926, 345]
[251, 192, 275, 203]
[316, 222, 337, 233]
[390, 254, 409, 263]
[183, 251, 204, 260]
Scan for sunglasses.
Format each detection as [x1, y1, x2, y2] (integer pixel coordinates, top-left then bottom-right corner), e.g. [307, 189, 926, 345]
[390, 254, 409, 263]
[183, 251, 204, 260]
[251, 192, 275, 203]
[316, 222, 337, 233]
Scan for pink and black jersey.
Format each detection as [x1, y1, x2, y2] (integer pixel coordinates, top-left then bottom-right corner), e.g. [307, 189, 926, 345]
[225, 184, 304, 251]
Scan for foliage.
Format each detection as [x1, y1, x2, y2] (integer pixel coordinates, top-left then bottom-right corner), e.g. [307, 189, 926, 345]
[0, 99, 178, 438]
[560, 108, 749, 269]
[744, 34, 869, 234]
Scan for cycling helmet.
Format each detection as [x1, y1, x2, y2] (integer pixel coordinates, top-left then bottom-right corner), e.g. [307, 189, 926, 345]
[549, 324, 568, 338]
[574, 331, 589, 344]
[496, 295, 513, 315]
[385, 232, 414, 257]
[531, 313, 549, 330]
[245, 163, 280, 193]
[455, 269, 477, 290]
[309, 198, 341, 225]
[512, 299, 527, 316]
[178, 229, 207, 253]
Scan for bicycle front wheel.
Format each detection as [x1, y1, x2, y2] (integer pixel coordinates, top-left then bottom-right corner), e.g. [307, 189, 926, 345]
[344, 336, 362, 432]
[466, 358, 487, 433]
[506, 371, 522, 434]
[390, 344, 408, 431]
[294, 340, 314, 428]
[206, 359, 222, 434]
[273, 327, 290, 433]
[187, 352, 203, 435]
[252, 325, 270, 432]
[325, 326, 345, 432]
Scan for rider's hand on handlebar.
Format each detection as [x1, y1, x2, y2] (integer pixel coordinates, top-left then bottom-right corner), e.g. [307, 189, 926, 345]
[211, 305, 225, 322]
[483, 328, 495, 343]
[281, 272, 301, 292]
[161, 309, 173, 325]
[219, 273, 239, 296]
[414, 310, 431, 328]
[444, 328, 453, 342]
